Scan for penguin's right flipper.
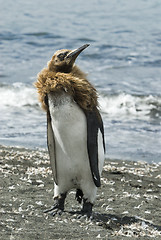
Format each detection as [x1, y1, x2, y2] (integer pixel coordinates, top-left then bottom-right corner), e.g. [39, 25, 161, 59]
[47, 110, 58, 185]
[84, 108, 105, 188]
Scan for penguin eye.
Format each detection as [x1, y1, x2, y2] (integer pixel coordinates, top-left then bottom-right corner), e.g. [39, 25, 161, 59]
[57, 53, 65, 61]
[57, 51, 69, 61]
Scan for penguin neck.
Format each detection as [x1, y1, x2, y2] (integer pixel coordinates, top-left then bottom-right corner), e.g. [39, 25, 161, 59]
[69, 65, 88, 80]
[48, 64, 87, 80]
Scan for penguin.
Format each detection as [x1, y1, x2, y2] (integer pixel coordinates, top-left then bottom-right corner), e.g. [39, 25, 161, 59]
[35, 44, 105, 217]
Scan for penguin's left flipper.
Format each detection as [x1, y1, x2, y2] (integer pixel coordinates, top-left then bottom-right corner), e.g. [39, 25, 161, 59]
[84, 108, 105, 188]
[47, 110, 58, 185]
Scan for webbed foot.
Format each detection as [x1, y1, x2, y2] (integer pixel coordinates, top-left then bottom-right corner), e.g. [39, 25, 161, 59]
[44, 193, 66, 216]
[81, 199, 93, 218]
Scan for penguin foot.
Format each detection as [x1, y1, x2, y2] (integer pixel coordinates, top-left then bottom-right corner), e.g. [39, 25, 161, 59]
[45, 207, 64, 217]
[43, 204, 64, 216]
[75, 189, 83, 204]
[81, 199, 93, 218]
[44, 193, 66, 216]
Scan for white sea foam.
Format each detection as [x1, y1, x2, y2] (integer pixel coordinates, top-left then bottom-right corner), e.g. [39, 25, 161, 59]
[0, 83, 38, 108]
[99, 92, 161, 120]
[0, 83, 160, 120]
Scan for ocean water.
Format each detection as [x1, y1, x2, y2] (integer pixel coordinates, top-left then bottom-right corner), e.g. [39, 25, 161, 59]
[0, 0, 161, 163]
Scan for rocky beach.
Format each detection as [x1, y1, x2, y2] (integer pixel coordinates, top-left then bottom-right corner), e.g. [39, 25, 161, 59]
[0, 145, 161, 239]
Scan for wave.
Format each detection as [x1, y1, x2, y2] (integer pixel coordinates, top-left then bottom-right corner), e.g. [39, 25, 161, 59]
[99, 92, 161, 120]
[0, 83, 160, 120]
[0, 83, 38, 108]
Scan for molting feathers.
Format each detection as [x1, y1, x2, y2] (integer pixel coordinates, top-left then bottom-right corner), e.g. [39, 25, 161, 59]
[35, 45, 98, 112]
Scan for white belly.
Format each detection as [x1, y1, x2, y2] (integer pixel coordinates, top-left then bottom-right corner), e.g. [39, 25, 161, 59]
[48, 92, 91, 185]
[48, 91, 104, 202]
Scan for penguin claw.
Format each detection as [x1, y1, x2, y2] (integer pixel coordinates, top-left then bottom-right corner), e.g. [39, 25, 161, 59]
[77, 214, 87, 220]
[44, 205, 64, 216]
[76, 211, 93, 220]
[81, 210, 93, 219]
[50, 208, 63, 217]
[44, 193, 66, 216]
[43, 205, 57, 213]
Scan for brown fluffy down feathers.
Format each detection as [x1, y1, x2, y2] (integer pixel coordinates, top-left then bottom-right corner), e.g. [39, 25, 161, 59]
[35, 67, 98, 111]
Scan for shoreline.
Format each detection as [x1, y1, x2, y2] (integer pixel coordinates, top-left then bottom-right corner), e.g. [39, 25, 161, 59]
[0, 144, 161, 239]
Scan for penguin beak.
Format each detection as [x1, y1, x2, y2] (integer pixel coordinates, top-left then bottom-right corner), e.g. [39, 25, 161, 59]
[66, 44, 90, 63]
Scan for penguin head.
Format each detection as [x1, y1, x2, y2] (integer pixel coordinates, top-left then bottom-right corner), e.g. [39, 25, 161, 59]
[48, 44, 90, 73]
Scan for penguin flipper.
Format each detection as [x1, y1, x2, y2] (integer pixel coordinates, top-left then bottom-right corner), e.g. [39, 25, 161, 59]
[84, 109, 105, 188]
[47, 110, 58, 185]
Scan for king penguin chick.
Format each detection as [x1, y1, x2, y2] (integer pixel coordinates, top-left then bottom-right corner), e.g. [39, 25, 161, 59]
[35, 44, 105, 217]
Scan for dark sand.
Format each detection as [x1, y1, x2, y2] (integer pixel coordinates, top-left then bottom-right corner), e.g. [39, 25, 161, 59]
[0, 145, 161, 239]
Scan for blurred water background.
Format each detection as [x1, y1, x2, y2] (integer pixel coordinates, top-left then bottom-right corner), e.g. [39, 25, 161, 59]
[0, 0, 161, 163]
